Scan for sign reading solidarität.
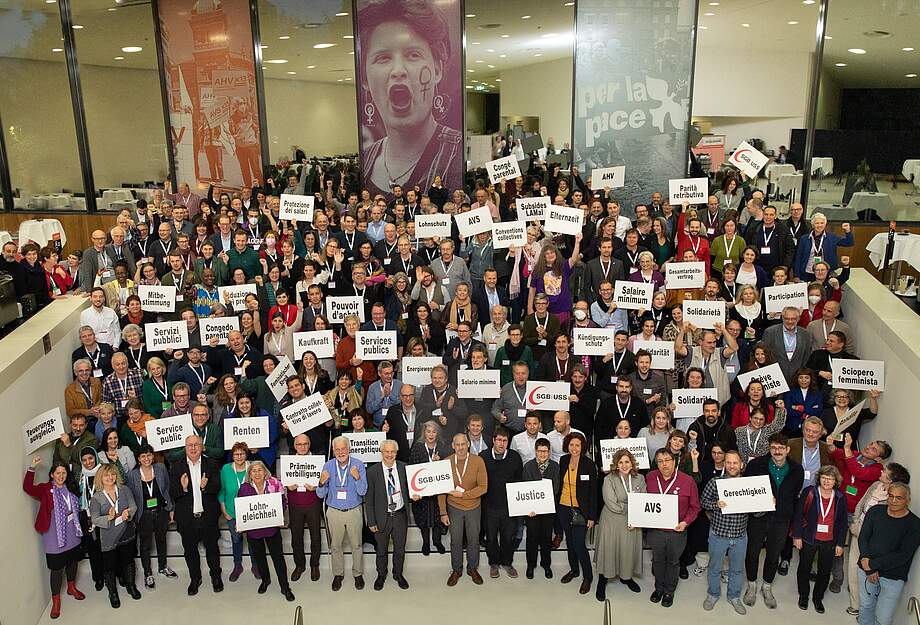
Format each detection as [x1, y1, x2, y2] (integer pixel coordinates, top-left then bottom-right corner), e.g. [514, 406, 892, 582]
[407, 460, 454, 497]
[524, 381, 570, 411]
[632, 340, 675, 369]
[506, 479, 556, 516]
[669, 177, 709, 205]
[831, 359, 885, 391]
[672, 388, 718, 418]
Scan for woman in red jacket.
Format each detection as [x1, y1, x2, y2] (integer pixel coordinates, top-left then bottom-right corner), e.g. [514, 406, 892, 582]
[23, 457, 86, 619]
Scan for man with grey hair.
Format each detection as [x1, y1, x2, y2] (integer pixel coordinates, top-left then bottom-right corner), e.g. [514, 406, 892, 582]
[440, 432, 489, 586]
[806, 299, 854, 353]
[365, 439, 412, 590]
[793, 212, 852, 281]
[366, 360, 403, 428]
[106, 226, 135, 269]
[762, 306, 813, 382]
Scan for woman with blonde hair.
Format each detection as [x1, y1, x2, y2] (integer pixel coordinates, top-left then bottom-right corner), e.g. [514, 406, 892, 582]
[89, 463, 140, 607]
[141, 356, 171, 418]
[594, 449, 646, 599]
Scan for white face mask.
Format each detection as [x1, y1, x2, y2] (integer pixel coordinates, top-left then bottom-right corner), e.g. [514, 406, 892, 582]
[573, 309, 587, 321]
[808, 295, 821, 305]
[249, 217, 259, 226]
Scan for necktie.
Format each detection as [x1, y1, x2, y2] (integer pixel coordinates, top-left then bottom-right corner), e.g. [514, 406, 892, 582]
[387, 467, 397, 512]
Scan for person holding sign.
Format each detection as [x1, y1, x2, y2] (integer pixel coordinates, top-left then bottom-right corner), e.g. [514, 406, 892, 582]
[218, 443, 256, 583]
[822, 388, 881, 449]
[335, 315, 379, 388]
[676, 218, 712, 277]
[406, 302, 448, 356]
[125, 445, 176, 590]
[805, 330, 857, 398]
[581, 237, 626, 303]
[284, 434, 324, 583]
[482, 428, 524, 579]
[675, 323, 737, 406]
[595, 449, 646, 600]
[521, 438, 560, 579]
[735, 404, 787, 462]
[528, 237, 582, 326]
[830, 433, 890, 517]
[236, 461, 295, 601]
[439, 432, 489, 587]
[783, 368, 825, 437]
[365, 439, 411, 591]
[558, 432, 598, 595]
[409, 422, 450, 556]
[628, 251, 665, 293]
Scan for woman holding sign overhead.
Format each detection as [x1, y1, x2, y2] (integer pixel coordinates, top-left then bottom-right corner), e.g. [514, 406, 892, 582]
[527, 237, 582, 326]
[595, 449, 646, 600]
[558, 431, 598, 595]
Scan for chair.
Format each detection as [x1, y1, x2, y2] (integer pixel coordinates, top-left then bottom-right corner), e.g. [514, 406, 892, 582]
[812, 168, 827, 193]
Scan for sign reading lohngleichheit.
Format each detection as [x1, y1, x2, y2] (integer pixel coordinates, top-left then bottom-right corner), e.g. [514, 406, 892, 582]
[506, 479, 556, 516]
[524, 381, 570, 411]
[590, 166, 626, 190]
[613, 281, 654, 310]
[763, 282, 809, 314]
[400, 357, 443, 386]
[716, 475, 775, 514]
[600, 437, 650, 471]
[200, 316, 240, 344]
[831, 359, 885, 392]
[293, 330, 335, 360]
[736, 362, 790, 397]
[665, 262, 706, 290]
[492, 221, 528, 249]
[516, 196, 550, 222]
[281, 393, 334, 437]
[279, 193, 315, 221]
[544, 205, 584, 236]
[456, 369, 501, 398]
[415, 214, 453, 239]
[486, 155, 521, 184]
[632, 340, 675, 369]
[146, 413, 194, 451]
[234, 492, 284, 531]
[223, 416, 270, 450]
[628, 492, 679, 529]
[407, 460, 455, 497]
[355, 331, 397, 360]
[328, 296, 365, 324]
[669, 177, 709, 205]
[455, 206, 494, 238]
[145, 321, 189, 351]
[22, 407, 65, 454]
[138, 285, 176, 313]
[572, 327, 618, 356]
[682, 300, 725, 329]
[277, 454, 325, 488]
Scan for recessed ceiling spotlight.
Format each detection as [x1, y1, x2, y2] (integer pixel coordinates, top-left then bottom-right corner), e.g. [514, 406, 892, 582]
[306, 65, 316, 69]
[522, 15, 531, 19]
[466, 13, 475, 18]
[499, 54, 506, 58]
[495, 78, 501, 82]
[313, 43, 335, 49]
[260, 45, 268, 49]
[848, 48, 867, 54]
[487, 64, 495, 68]
[803, 0, 815, 4]
[564, 1, 574, 5]
[265, 59, 288, 63]
[287, 71, 296, 75]
[704, 12, 715, 16]
[343, 35, 353, 39]
[825, 35, 832, 39]
[72, 24, 83, 29]
[121, 46, 142, 52]
[51, 48, 63, 52]
[278, 35, 290, 40]
[472, 41, 480, 45]
[500, 34, 509, 38]
[907, 73, 918, 78]
[742, 23, 750, 28]
[113, 56, 124, 60]
[788, 20, 799, 25]
[709, 1, 719, 4]
[487, 48, 494, 52]
[107, 6, 116, 10]
[467, 69, 474, 72]
[335, 12, 348, 16]
[903, 47, 915, 51]
[475, 60, 483, 63]
[835, 62, 847, 67]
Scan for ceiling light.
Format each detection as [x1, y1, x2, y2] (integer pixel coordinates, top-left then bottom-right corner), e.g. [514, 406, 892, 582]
[278, 35, 290, 40]
[344, 78, 351, 81]
[903, 47, 915, 51]
[835, 63, 847, 67]
[313, 43, 335, 49]
[564, 1, 574, 5]
[487, 48, 495, 52]
[709, 1, 719, 4]
[335, 12, 348, 16]
[742, 23, 750, 28]
[848, 48, 867, 54]
[466, 85, 473, 89]
[72, 24, 83, 29]
[787, 20, 799, 25]
[704, 12, 715, 16]
[343, 35, 353, 39]
[472, 41, 480, 45]
[699, 25, 708, 29]
[825, 35, 832, 39]
[521, 15, 531, 19]
[265, 59, 288, 63]
[113, 56, 124, 60]
[121, 46, 142, 53]
[51, 48, 63, 52]
[260, 45, 268, 49]
[487, 64, 495, 68]
[306, 65, 315, 69]
[534, 53, 543, 56]
[466, 13, 475, 18]
[907, 73, 918, 78]
[107, 6, 116, 10]
[467, 69, 474, 73]
[286, 71, 296, 75]
[44, 0, 54, 3]
[495, 78, 501, 82]
[348, 51, 354, 55]
[500, 34, 509, 38]
[475, 60, 483, 63]
[499, 54, 506, 58]
[803, 0, 815, 4]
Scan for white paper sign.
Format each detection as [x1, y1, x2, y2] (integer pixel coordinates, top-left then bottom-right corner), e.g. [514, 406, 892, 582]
[222, 416, 270, 450]
[832, 359, 885, 392]
[415, 214, 452, 238]
[400, 357, 442, 386]
[572, 327, 618, 356]
[669, 177, 709, 205]
[145, 320, 189, 351]
[590, 166, 626, 190]
[544, 205, 584, 236]
[407, 460, 455, 497]
[613, 281, 654, 310]
[281, 393, 334, 437]
[293, 330, 335, 360]
[218, 284, 257, 311]
[277, 454, 324, 487]
[456, 369, 501, 398]
[486, 155, 521, 184]
[716, 475, 776, 514]
[234, 492, 284, 531]
[22, 407, 65, 454]
[763, 282, 809, 314]
[736, 362, 790, 397]
[672, 388, 719, 418]
[628, 492, 679, 529]
[343, 431, 386, 463]
[355, 331, 397, 360]
[665, 262, 706, 290]
[515, 196, 550, 222]
[455, 206, 494, 238]
[524, 381, 571, 411]
[728, 141, 770, 179]
[492, 221, 528, 249]
[682, 300, 726, 329]
[830, 399, 868, 438]
[600, 438, 650, 471]
[265, 356, 296, 402]
[200, 316, 240, 343]
[506, 479, 556, 516]
[138, 285, 176, 313]
[279, 193, 315, 221]
[328, 296, 365, 324]
[633, 340, 675, 369]
[146, 413, 194, 452]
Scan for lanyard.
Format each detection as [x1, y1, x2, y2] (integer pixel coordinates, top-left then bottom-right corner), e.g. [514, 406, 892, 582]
[811, 233, 825, 257]
[492, 449, 507, 460]
[384, 242, 397, 257]
[104, 490, 119, 512]
[804, 444, 819, 467]
[87, 349, 100, 368]
[137, 239, 148, 256]
[401, 409, 414, 431]
[144, 477, 156, 500]
[189, 365, 205, 388]
[454, 456, 469, 485]
[790, 221, 802, 238]
[688, 236, 701, 255]
[817, 491, 834, 522]
[600, 258, 612, 281]
[128, 347, 144, 369]
[822, 320, 837, 340]
[426, 444, 437, 462]
[620, 475, 632, 493]
[344, 231, 355, 250]
[440, 258, 452, 275]
[723, 235, 736, 258]
[234, 350, 248, 366]
[270, 332, 285, 354]
[80, 383, 93, 406]
[746, 427, 764, 454]
[172, 271, 185, 290]
[556, 357, 569, 379]
[303, 376, 316, 395]
[626, 250, 639, 267]
[159, 240, 171, 256]
[433, 388, 448, 405]
[616, 398, 631, 422]
[535, 315, 549, 331]
[83, 476, 96, 501]
[723, 281, 737, 299]
[459, 341, 470, 361]
[612, 350, 626, 374]
[401, 256, 413, 274]
[117, 375, 128, 396]
[470, 437, 486, 455]
[761, 227, 774, 247]
[656, 473, 678, 494]
[513, 385, 526, 407]
[151, 377, 168, 400]
[336, 461, 351, 489]
[354, 286, 365, 298]
[641, 271, 653, 284]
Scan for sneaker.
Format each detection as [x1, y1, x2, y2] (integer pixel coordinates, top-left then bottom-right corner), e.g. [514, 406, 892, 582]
[829, 580, 842, 593]
[503, 565, 518, 578]
[144, 575, 155, 589]
[729, 598, 747, 615]
[761, 584, 777, 609]
[158, 567, 177, 579]
[846, 607, 860, 616]
[703, 595, 718, 611]
[778, 560, 790, 576]
[743, 582, 757, 606]
[692, 565, 706, 577]
[490, 565, 500, 578]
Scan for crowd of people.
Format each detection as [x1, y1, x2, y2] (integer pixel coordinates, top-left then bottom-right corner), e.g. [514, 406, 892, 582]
[15, 162, 919, 624]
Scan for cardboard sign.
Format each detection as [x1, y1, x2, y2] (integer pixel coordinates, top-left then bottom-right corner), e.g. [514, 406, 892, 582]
[355, 331, 397, 360]
[672, 388, 719, 418]
[223, 416, 270, 450]
[728, 141, 769, 179]
[137, 285, 176, 313]
[832, 360, 885, 392]
[506, 479, 556, 516]
[492, 221, 528, 249]
[590, 166, 626, 190]
[204, 97, 230, 127]
[600, 437, 651, 471]
[400, 357, 442, 386]
[486, 155, 521, 184]
[279, 194, 315, 221]
[455, 206, 494, 238]
[265, 356, 296, 402]
[22, 407, 64, 454]
[328, 296, 365, 324]
[281, 393, 334, 437]
[515, 196, 550, 222]
[628, 492, 679, 529]
[572, 327, 618, 356]
[211, 69, 251, 97]
[716, 475, 776, 514]
[407, 460, 455, 497]
[456, 369, 501, 399]
[200, 316, 240, 344]
[665, 262, 706, 290]
[343, 431, 386, 463]
[524, 381, 571, 411]
[613, 281, 654, 310]
[277, 454, 325, 488]
[682, 300, 726, 329]
[146, 413, 194, 451]
[830, 399, 868, 438]
[763, 282, 809, 314]
[145, 320, 189, 351]
[293, 330, 335, 360]
[234, 492, 284, 531]
[736, 362, 790, 397]
[544, 205, 584, 236]
[217, 284, 257, 311]
[415, 213, 452, 238]
[633, 340, 675, 370]
[668, 177, 709, 205]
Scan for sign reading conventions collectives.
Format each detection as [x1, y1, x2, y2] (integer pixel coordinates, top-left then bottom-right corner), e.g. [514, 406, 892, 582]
[665, 262, 706, 290]
[146, 413, 194, 452]
[145, 320, 189, 351]
[492, 221, 528, 249]
[515, 196, 550, 222]
[668, 177, 709, 205]
[137, 285, 175, 313]
[277, 454, 324, 488]
[279, 193, 315, 221]
[407, 460, 455, 497]
[831, 359, 885, 391]
[613, 281, 654, 310]
[414, 214, 452, 238]
[506, 479, 556, 516]
[22, 407, 64, 454]
[281, 393, 334, 437]
[486, 155, 522, 184]
[590, 166, 626, 190]
[524, 381, 570, 411]
[716, 475, 775, 514]
[736, 362, 790, 397]
[234, 492, 284, 531]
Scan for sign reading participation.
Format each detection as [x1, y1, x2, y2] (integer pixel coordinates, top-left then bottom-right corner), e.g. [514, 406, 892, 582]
[544, 205, 584, 236]
[293, 330, 335, 360]
[590, 166, 626, 190]
[265, 356, 296, 402]
[145, 320, 189, 351]
[682, 300, 726, 329]
[628, 492, 679, 529]
[728, 141, 769, 179]
[486, 155, 521, 184]
[572, 327, 618, 356]
[613, 281, 654, 310]
[506, 479, 556, 516]
[328, 296, 365, 324]
[200, 316, 239, 344]
[343, 431, 386, 464]
[716, 475, 775, 514]
[22, 407, 65, 454]
[763, 282, 809, 314]
[277, 454, 325, 488]
[669, 177, 709, 205]
[492, 221, 528, 249]
[138, 285, 175, 313]
[456, 369, 501, 398]
[665, 262, 706, 290]
[524, 381, 571, 411]
[234, 492, 284, 531]
[515, 196, 550, 222]
[279, 193, 315, 221]
[400, 356, 443, 386]
[455, 206, 494, 238]
[218, 284, 257, 311]
[736, 362, 790, 397]
[146, 413, 193, 452]
[281, 393, 334, 437]
[407, 459, 455, 497]
[600, 437, 650, 471]
[355, 331, 397, 360]
[832, 359, 885, 392]
[414, 214, 453, 238]
[672, 388, 719, 418]
[632, 340, 675, 369]
[223, 416, 270, 450]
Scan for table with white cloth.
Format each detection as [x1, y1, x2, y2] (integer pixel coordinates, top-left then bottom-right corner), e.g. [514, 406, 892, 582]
[902, 159, 920, 184]
[18, 219, 67, 252]
[776, 173, 803, 197]
[0, 231, 11, 246]
[848, 192, 896, 220]
[766, 163, 796, 184]
[867, 232, 920, 271]
[100, 188, 134, 210]
[109, 199, 136, 212]
[811, 205, 858, 221]
[811, 157, 834, 175]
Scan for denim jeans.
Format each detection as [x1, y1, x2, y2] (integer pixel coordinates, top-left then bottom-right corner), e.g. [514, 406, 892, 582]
[858, 569, 905, 625]
[227, 518, 255, 566]
[708, 531, 748, 599]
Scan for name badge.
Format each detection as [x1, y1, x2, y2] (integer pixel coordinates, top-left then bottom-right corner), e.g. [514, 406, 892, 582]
[610, 376, 618, 384]
[114, 516, 124, 527]
[454, 486, 465, 494]
[121, 399, 128, 408]
[816, 523, 829, 533]
[538, 339, 547, 346]
[176, 294, 184, 302]
[432, 408, 443, 416]
[502, 359, 510, 365]
[162, 401, 172, 411]
[760, 247, 770, 254]
[441, 277, 450, 285]
[347, 256, 355, 262]
[336, 490, 347, 501]
[517, 409, 527, 417]
[297, 485, 306, 492]
[93, 368, 104, 378]
[579, 474, 590, 481]
[406, 432, 414, 443]
[630, 266, 638, 273]
[488, 344, 497, 351]
[140, 257, 150, 264]
[401, 312, 409, 320]
[803, 470, 811, 481]
[707, 228, 715, 235]
[234, 367, 243, 376]
[383, 258, 391, 265]
[459, 364, 468, 370]
[145, 497, 158, 509]
[845, 485, 858, 496]
[725, 366, 736, 374]
[643, 388, 652, 395]
[723, 259, 731, 265]
[102, 270, 112, 278]
[328, 281, 336, 289]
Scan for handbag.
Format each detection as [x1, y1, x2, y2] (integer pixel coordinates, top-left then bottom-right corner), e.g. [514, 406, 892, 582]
[116, 518, 137, 547]
[570, 508, 587, 527]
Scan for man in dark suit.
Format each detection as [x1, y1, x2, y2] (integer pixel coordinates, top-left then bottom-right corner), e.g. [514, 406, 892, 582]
[749, 206, 795, 276]
[579, 236, 626, 303]
[105, 226, 136, 271]
[338, 264, 380, 323]
[761, 307, 813, 384]
[149, 221, 176, 278]
[365, 439, 411, 591]
[472, 268, 510, 332]
[169, 434, 223, 595]
[384, 384, 420, 462]
[334, 213, 369, 262]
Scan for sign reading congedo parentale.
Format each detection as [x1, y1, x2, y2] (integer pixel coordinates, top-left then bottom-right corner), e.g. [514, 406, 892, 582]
[613, 280, 654, 310]
[22, 407, 64, 454]
[328, 296, 365, 324]
[682, 300, 725, 329]
[455, 206, 494, 238]
[665, 262, 706, 290]
[281, 393, 334, 437]
[234, 492, 284, 532]
[572, 327, 618, 356]
[223, 416, 270, 450]
[632, 340, 675, 370]
[277, 454, 325, 488]
[544, 205, 584, 236]
[400, 356, 443, 386]
[600, 437, 650, 471]
[293, 330, 335, 360]
[414, 214, 453, 239]
[590, 166, 626, 190]
[407, 459, 455, 497]
[144, 320, 189, 351]
[492, 221, 528, 249]
[506, 479, 556, 517]
[515, 196, 550, 222]
[200, 316, 240, 344]
[456, 369, 501, 399]
[716, 475, 775, 514]
[137, 285, 175, 313]
[486, 155, 522, 184]
[524, 381, 570, 411]
[668, 177, 709, 205]
[279, 193, 315, 221]
[146, 413, 194, 451]
[736, 362, 790, 397]
[831, 359, 885, 392]
[355, 331, 397, 360]
[343, 431, 386, 464]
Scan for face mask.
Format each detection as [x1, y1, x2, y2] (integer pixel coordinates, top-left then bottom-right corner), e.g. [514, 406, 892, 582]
[808, 295, 821, 305]
[573, 309, 587, 321]
[249, 217, 259, 226]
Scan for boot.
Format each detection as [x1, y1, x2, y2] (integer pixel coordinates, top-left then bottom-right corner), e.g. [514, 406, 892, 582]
[122, 560, 141, 600]
[50, 595, 61, 619]
[595, 575, 607, 602]
[66, 581, 85, 600]
[105, 573, 120, 609]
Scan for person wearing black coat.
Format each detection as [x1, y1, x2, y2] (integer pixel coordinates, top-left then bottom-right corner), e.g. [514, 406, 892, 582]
[480, 429, 524, 576]
[522, 440, 561, 577]
[472, 276, 511, 334]
[383, 388, 421, 463]
[558, 432, 599, 594]
[405, 303, 447, 355]
[569, 373, 600, 446]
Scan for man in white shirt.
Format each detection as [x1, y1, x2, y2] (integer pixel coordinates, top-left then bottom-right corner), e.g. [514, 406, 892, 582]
[80, 287, 122, 349]
[545, 411, 583, 463]
[607, 200, 633, 240]
[510, 413, 549, 464]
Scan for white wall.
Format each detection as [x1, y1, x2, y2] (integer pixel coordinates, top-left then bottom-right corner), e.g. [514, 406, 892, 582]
[500, 58, 573, 149]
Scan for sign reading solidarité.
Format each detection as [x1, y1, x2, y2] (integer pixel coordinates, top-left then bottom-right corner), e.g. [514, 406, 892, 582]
[716, 475, 775, 514]
[22, 407, 65, 454]
[544, 205, 584, 236]
[200, 316, 239, 343]
[146, 413, 194, 451]
[590, 166, 626, 190]
[407, 460, 454, 497]
[763, 282, 809, 314]
[669, 177, 709, 205]
[682, 300, 725, 329]
[492, 221, 528, 249]
[400, 357, 443, 386]
[456, 369, 501, 398]
[281, 393, 334, 437]
[600, 438, 650, 470]
[328, 296, 365, 324]
[628, 492, 679, 529]
[277, 454, 325, 488]
[414, 214, 452, 238]
[137, 285, 175, 313]
[234, 492, 284, 531]
[265, 356, 296, 402]
[672, 388, 718, 418]
[524, 381, 570, 411]
[279, 194, 315, 221]
[665, 262, 706, 290]
[455, 206, 494, 238]
[632, 340, 675, 369]
[506, 479, 556, 516]
[613, 281, 654, 310]
[486, 155, 521, 184]
[293, 330, 335, 360]
[355, 331, 397, 360]
[343, 431, 386, 463]
[736, 362, 790, 397]
[728, 141, 769, 179]
[515, 196, 550, 222]
[573, 327, 617, 356]
[832, 359, 885, 391]
[145, 320, 189, 350]
[223, 416, 270, 450]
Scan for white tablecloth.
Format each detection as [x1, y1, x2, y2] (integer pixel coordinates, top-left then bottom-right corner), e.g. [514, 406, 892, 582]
[812, 205, 858, 221]
[848, 192, 896, 220]
[901, 159, 920, 182]
[811, 157, 834, 175]
[867, 232, 920, 271]
[0, 231, 11, 246]
[109, 199, 136, 212]
[27, 194, 79, 209]
[777, 173, 803, 196]
[766, 163, 796, 183]
[101, 189, 134, 210]
[18, 219, 67, 249]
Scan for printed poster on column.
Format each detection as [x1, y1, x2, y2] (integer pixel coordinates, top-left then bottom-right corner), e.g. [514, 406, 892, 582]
[515, 196, 550, 222]
[455, 206, 494, 238]
[728, 141, 769, 179]
[736, 362, 790, 397]
[354, 0, 464, 198]
[279, 194, 315, 221]
[832, 360, 885, 392]
[22, 407, 65, 454]
[156, 0, 264, 193]
[492, 221, 527, 249]
[590, 166, 626, 190]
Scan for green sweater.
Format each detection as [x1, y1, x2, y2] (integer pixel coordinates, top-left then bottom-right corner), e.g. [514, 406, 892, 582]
[493, 344, 536, 387]
[218, 462, 249, 518]
[166, 422, 223, 463]
[142, 378, 173, 418]
[227, 247, 261, 280]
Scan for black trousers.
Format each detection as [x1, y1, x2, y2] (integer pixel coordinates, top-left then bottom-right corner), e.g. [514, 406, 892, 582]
[373, 510, 408, 576]
[249, 531, 289, 591]
[745, 514, 790, 583]
[80, 528, 104, 583]
[178, 516, 221, 582]
[525, 514, 554, 569]
[559, 506, 592, 581]
[485, 511, 518, 566]
[289, 503, 322, 569]
[102, 542, 135, 581]
[138, 508, 169, 575]
[797, 540, 835, 601]
[647, 529, 687, 595]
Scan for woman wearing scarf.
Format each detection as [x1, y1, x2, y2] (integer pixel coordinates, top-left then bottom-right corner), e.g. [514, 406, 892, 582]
[493, 324, 535, 387]
[508, 226, 544, 323]
[23, 457, 86, 619]
[385, 272, 414, 333]
[89, 463, 140, 608]
[77, 447, 105, 591]
[443, 281, 478, 332]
